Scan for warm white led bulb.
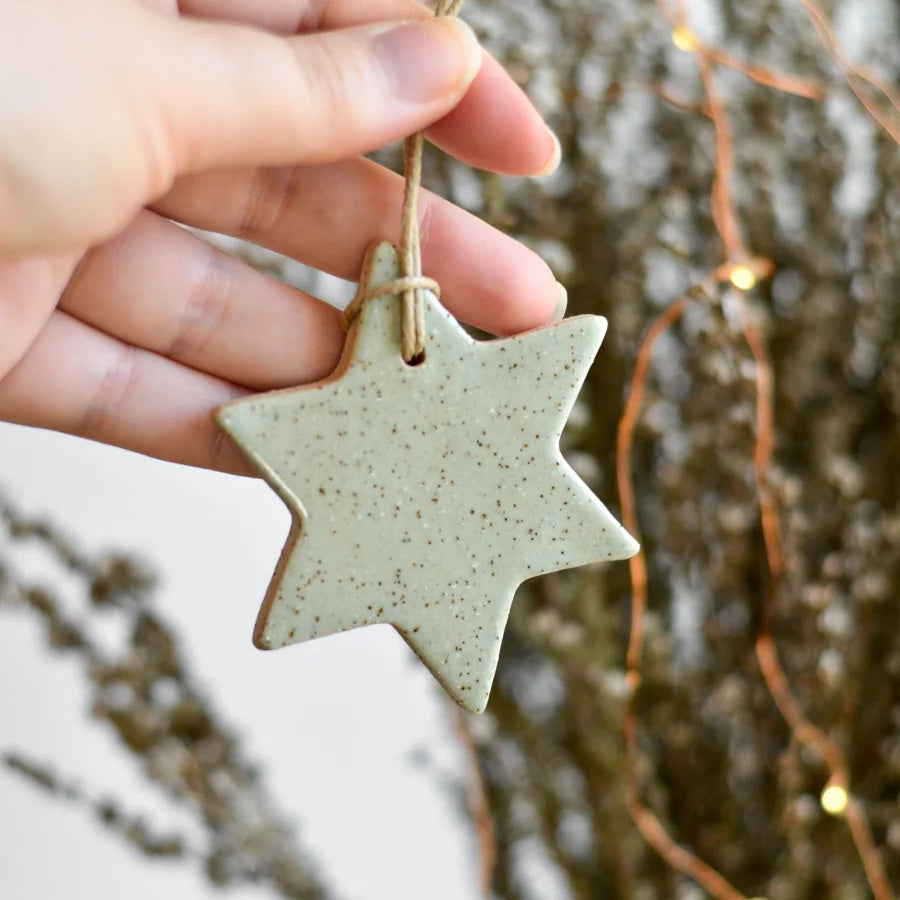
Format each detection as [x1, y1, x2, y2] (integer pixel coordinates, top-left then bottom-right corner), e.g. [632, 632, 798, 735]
[821, 784, 849, 816]
[672, 26, 698, 52]
[729, 265, 757, 291]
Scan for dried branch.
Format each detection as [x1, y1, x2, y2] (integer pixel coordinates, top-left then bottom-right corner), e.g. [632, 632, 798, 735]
[3, 752, 191, 859]
[0, 497, 331, 900]
[452, 707, 497, 895]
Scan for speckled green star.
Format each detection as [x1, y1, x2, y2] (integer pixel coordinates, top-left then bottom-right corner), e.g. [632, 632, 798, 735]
[216, 243, 638, 713]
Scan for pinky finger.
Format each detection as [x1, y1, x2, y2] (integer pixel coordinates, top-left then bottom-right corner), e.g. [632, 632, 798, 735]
[0, 312, 253, 474]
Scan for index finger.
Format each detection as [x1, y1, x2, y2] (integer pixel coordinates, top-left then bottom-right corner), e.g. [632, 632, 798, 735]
[171, 0, 558, 177]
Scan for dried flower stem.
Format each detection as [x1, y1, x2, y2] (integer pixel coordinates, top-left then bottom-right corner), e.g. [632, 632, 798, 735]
[452, 707, 497, 895]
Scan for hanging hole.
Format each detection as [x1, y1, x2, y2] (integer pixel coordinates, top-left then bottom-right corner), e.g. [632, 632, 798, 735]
[405, 351, 426, 367]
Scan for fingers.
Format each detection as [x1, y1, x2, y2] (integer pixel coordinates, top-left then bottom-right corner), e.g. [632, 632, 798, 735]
[174, 0, 424, 33]
[171, 0, 559, 175]
[426, 55, 559, 177]
[59, 211, 345, 390]
[153, 15, 482, 176]
[0, 250, 82, 377]
[0, 311, 253, 473]
[153, 158, 560, 335]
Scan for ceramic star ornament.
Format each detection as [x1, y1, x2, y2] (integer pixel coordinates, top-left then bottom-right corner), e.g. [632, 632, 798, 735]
[217, 243, 638, 713]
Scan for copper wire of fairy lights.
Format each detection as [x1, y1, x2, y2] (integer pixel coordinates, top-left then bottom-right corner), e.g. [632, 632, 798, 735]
[616, 1, 897, 897]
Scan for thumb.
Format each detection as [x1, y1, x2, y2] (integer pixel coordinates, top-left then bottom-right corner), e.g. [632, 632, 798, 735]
[154, 16, 483, 175]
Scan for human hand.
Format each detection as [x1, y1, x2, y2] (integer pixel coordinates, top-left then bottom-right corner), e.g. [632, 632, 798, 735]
[0, 0, 563, 473]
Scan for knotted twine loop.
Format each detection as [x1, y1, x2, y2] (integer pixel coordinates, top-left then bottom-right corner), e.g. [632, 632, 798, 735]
[342, 0, 465, 364]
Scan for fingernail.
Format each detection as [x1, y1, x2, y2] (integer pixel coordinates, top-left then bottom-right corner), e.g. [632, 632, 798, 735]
[373, 18, 482, 105]
[533, 130, 561, 178]
[550, 282, 568, 322]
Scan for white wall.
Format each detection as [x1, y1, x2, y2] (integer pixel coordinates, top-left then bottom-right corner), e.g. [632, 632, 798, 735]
[0, 423, 476, 900]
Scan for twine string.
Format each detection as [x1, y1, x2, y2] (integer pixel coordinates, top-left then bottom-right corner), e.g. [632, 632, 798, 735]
[343, 0, 465, 363]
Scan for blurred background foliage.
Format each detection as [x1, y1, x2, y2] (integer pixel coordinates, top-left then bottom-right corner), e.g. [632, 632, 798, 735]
[2, 0, 898, 897]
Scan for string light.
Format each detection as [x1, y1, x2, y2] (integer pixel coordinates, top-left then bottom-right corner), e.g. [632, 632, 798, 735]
[821, 784, 850, 816]
[729, 265, 758, 291]
[672, 26, 699, 52]
[621, 3, 893, 895]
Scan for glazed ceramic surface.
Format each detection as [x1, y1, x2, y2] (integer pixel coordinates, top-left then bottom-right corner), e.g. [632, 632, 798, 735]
[217, 243, 638, 713]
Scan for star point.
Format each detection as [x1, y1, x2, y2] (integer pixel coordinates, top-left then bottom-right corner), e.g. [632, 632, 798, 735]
[217, 242, 638, 712]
